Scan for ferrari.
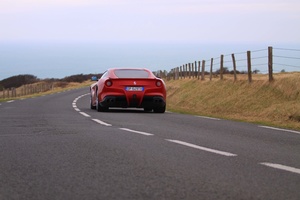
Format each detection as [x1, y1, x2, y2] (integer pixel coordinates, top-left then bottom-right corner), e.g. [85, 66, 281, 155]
[90, 68, 166, 113]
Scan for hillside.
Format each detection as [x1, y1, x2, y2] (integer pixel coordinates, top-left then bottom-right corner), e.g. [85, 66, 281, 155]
[166, 72, 300, 130]
[1, 72, 299, 130]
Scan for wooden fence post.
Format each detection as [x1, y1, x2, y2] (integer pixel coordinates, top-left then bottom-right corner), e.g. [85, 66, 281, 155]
[198, 61, 201, 80]
[210, 58, 213, 81]
[220, 55, 224, 80]
[247, 51, 252, 83]
[195, 61, 197, 78]
[12, 88, 16, 97]
[268, 46, 274, 82]
[188, 63, 191, 79]
[173, 68, 175, 80]
[231, 53, 237, 81]
[201, 60, 205, 80]
[179, 66, 181, 79]
[185, 64, 188, 79]
[191, 63, 194, 78]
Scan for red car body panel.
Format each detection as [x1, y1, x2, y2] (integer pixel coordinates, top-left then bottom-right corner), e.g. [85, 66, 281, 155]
[90, 68, 166, 113]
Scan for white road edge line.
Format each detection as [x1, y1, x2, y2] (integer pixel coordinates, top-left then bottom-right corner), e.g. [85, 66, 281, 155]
[260, 162, 300, 175]
[7, 100, 15, 103]
[92, 119, 112, 127]
[195, 116, 221, 120]
[79, 112, 90, 117]
[259, 126, 300, 135]
[119, 128, 154, 136]
[166, 139, 237, 157]
[74, 108, 80, 112]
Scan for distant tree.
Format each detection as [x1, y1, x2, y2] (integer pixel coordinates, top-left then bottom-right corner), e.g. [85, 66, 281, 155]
[281, 69, 286, 73]
[253, 69, 260, 74]
[62, 73, 103, 83]
[62, 74, 86, 83]
[215, 67, 229, 74]
[0, 74, 39, 88]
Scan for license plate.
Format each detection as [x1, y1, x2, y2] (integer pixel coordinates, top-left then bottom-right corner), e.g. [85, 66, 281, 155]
[125, 86, 144, 91]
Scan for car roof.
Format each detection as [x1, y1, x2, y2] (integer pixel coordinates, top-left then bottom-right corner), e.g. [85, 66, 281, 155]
[108, 68, 154, 78]
[108, 68, 150, 71]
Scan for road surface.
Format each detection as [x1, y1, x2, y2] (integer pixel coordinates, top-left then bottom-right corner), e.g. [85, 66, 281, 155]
[1, 87, 300, 200]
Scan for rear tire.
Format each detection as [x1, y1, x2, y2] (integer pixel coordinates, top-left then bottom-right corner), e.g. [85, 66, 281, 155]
[96, 98, 108, 112]
[90, 96, 96, 110]
[153, 105, 166, 113]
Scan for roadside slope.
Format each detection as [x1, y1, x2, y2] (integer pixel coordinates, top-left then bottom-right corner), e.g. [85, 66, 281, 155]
[166, 72, 300, 130]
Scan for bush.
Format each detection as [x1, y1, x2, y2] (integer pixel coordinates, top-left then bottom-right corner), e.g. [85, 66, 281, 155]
[0, 74, 39, 88]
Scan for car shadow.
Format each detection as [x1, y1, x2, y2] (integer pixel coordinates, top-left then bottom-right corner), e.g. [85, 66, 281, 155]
[80, 107, 164, 114]
[106, 108, 153, 113]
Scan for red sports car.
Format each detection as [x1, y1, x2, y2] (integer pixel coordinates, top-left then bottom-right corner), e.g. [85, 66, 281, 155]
[90, 68, 166, 113]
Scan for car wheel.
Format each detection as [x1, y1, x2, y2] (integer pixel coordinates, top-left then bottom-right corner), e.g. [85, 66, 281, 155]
[96, 98, 108, 112]
[153, 105, 166, 113]
[90, 96, 96, 110]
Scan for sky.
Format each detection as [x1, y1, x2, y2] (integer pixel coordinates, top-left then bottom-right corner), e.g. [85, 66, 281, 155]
[0, 0, 300, 79]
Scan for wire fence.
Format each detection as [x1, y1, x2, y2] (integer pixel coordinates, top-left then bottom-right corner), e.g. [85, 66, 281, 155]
[0, 83, 54, 99]
[156, 46, 300, 82]
[1, 46, 299, 99]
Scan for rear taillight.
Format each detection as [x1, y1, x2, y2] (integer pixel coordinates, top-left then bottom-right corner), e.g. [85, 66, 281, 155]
[156, 80, 162, 87]
[105, 80, 112, 87]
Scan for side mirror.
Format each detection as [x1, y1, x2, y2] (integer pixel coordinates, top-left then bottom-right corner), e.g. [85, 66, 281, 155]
[91, 76, 98, 81]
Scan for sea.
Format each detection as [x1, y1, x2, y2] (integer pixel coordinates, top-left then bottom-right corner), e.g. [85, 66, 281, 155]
[1, 41, 299, 80]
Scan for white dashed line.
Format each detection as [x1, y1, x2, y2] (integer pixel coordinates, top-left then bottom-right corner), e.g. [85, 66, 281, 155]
[79, 112, 91, 117]
[119, 128, 154, 136]
[92, 119, 112, 126]
[260, 163, 300, 175]
[73, 93, 299, 180]
[166, 139, 237, 157]
[196, 116, 221, 120]
[259, 126, 300, 135]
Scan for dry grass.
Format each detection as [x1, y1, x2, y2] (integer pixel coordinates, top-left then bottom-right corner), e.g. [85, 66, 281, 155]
[166, 72, 300, 130]
[2, 73, 299, 130]
[0, 80, 93, 101]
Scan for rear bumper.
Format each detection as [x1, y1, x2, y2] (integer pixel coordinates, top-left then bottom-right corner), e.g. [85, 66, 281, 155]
[140, 96, 166, 108]
[100, 95, 166, 108]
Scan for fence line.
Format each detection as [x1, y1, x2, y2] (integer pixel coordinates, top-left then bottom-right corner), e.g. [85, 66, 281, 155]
[0, 83, 54, 99]
[157, 46, 300, 82]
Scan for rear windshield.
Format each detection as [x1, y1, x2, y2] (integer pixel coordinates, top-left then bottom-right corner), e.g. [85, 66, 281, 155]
[114, 69, 150, 78]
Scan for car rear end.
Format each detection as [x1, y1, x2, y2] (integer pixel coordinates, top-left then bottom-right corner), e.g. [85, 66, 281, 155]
[99, 78, 166, 111]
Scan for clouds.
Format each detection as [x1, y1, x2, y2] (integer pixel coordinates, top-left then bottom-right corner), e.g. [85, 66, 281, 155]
[0, 0, 299, 43]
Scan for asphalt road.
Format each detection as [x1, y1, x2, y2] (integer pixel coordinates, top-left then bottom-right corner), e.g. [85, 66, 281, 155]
[1, 87, 300, 200]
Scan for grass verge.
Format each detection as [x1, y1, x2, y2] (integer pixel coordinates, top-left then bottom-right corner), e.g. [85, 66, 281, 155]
[166, 72, 300, 131]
